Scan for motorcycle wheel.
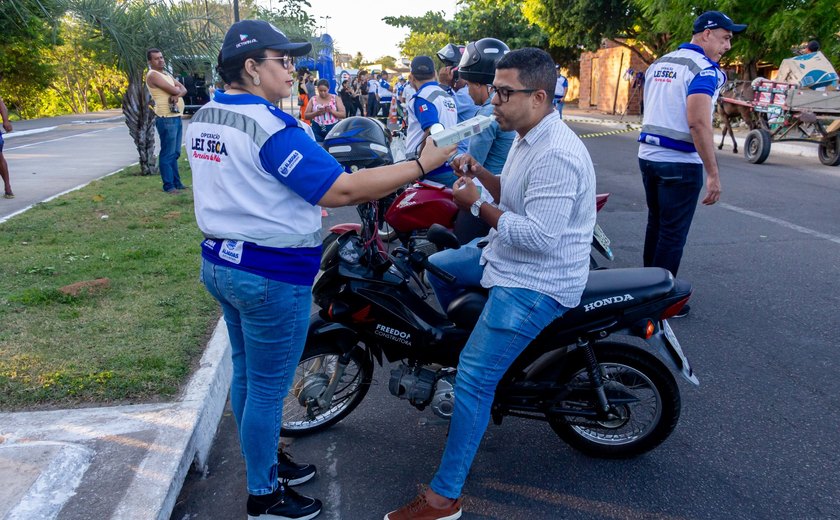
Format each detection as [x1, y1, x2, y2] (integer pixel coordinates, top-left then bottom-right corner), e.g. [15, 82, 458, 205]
[281, 343, 373, 437]
[548, 343, 680, 458]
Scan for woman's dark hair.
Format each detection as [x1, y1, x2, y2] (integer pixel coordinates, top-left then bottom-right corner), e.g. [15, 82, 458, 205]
[217, 48, 268, 85]
[496, 48, 556, 102]
[317, 79, 330, 88]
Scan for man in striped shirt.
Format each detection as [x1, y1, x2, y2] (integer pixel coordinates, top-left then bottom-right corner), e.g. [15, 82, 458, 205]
[385, 47, 596, 520]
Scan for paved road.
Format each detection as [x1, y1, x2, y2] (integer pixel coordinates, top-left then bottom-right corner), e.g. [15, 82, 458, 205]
[172, 122, 840, 520]
[0, 110, 168, 222]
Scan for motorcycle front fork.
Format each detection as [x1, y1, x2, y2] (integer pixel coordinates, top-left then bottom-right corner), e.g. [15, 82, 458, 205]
[314, 352, 352, 411]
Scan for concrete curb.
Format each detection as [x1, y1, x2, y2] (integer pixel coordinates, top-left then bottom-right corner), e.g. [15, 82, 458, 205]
[122, 318, 232, 520]
[0, 318, 232, 520]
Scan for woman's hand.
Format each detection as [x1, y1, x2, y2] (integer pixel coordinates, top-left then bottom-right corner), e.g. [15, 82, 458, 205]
[418, 136, 457, 172]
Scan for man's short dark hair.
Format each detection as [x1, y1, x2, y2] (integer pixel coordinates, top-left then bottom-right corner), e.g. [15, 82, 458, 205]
[147, 48, 162, 61]
[413, 71, 435, 82]
[496, 48, 556, 102]
[807, 40, 820, 52]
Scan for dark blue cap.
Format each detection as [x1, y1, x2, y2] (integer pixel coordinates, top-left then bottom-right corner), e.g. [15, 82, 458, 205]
[411, 56, 436, 75]
[692, 11, 747, 34]
[220, 20, 312, 62]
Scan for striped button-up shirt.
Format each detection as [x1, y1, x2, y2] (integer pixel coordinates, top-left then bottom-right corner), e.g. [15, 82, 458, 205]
[480, 110, 596, 307]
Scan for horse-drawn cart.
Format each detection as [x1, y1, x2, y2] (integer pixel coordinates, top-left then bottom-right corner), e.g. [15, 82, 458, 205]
[720, 79, 840, 166]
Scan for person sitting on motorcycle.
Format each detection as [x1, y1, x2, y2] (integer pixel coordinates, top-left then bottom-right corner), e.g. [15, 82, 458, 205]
[450, 38, 518, 243]
[185, 19, 457, 520]
[437, 43, 478, 155]
[405, 56, 459, 186]
[385, 47, 596, 520]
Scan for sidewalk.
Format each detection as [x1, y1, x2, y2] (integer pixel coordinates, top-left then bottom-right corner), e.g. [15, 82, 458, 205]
[0, 103, 818, 520]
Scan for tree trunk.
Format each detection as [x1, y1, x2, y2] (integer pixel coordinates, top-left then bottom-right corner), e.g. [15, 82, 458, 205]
[122, 75, 157, 176]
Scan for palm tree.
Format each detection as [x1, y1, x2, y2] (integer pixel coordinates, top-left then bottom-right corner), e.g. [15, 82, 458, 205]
[67, 0, 222, 175]
[5, 0, 321, 175]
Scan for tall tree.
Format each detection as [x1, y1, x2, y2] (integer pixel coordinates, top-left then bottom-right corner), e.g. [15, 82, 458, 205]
[398, 31, 453, 63]
[47, 15, 126, 114]
[65, 0, 220, 176]
[0, 0, 63, 117]
[350, 52, 365, 69]
[383, 11, 455, 35]
[523, 0, 666, 65]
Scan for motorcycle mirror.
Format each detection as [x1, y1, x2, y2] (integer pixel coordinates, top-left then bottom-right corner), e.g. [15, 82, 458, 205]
[427, 223, 461, 251]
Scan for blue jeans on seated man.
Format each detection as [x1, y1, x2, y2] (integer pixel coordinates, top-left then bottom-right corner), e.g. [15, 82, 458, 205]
[427, 237, 485, 313]
[429, 283, 569, 499]
[155, 115, 185, 192]
[425, 237, 570, 498]
[639, 158, 704, 276]
[200, 258, 311, 495]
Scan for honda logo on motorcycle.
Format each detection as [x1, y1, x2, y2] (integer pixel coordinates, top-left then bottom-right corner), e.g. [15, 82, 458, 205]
[375, 324, 412, 345]
[583, 294, 634, 312]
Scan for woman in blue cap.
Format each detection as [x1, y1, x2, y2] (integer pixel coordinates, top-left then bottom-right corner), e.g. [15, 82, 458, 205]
[186, 20, 456, 520]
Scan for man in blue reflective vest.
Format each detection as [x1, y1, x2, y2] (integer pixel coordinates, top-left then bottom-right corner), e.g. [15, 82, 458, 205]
[637, 10, 746, 317]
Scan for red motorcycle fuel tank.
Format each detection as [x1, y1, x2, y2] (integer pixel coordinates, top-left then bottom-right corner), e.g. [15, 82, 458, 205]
[385, 181, 459, 233]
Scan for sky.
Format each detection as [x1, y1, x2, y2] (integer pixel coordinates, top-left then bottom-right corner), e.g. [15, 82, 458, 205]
[296, 0, 460, 60]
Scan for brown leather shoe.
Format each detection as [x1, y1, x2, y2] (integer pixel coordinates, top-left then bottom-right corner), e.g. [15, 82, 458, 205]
[384, 492, 462, 520]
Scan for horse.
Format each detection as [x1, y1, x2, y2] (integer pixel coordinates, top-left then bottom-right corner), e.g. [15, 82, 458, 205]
[716, 81, 757, 153]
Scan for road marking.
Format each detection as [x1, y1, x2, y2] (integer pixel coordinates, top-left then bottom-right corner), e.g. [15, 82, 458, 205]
[325, 442, 342, 520]
[2, 126, 57, 139]
[719, 202, 840, 245]
[578, 127, 639, 139]
[5, 126, 117, 151]
[0, 162, 138, 225]
[4, 442, 93, 520]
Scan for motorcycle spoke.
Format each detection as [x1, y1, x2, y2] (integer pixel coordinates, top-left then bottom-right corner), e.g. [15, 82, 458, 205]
[565, 363, 662, 445]
[283, 354, 365, 429]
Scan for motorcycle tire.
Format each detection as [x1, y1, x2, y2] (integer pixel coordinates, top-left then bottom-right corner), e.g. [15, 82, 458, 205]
[547, 343, 680, 459]
[281, 342, 373, 437]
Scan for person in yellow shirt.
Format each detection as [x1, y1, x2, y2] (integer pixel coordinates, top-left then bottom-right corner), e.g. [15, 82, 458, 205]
[146, 48, 188, 193]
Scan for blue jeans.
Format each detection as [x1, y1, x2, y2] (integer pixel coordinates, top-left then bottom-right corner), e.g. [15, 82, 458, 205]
[427, 237, 485, 313]
[368, 93, 380, 118]
[639, 158, 704, 276]
[155, 115, 184, 192]
[200, 258, 311, 495]
[312, 122, 336, 143]
[555, 101, 564, 118]
[430, 285, 569, 498]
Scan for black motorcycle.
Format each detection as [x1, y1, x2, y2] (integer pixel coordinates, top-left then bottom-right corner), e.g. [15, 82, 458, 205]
[281, 203, 699, 458]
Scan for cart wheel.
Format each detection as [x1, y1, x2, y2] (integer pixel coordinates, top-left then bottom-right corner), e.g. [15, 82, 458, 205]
[817, 136, 840, 166]
[744, 129, 771, 164]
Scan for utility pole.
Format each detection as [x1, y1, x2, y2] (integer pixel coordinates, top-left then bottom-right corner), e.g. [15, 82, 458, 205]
[233, 0, 240, 22]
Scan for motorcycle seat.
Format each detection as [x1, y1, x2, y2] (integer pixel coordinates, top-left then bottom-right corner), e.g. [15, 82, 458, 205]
[447, 291, 488, 330]
[562, 267, 674, 322]
[446, 268, 674, 331]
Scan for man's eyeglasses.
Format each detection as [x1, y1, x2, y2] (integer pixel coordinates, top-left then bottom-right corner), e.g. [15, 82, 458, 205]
[489, 86, 536, 103]
[260, 56, 295, 69]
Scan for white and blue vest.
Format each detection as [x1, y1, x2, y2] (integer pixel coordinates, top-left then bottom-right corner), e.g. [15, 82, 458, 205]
[639, 44, 726, 162]
[186, 93, 342, 285]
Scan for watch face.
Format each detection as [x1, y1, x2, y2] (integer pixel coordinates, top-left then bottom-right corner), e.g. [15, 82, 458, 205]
[471, 200, 482, 217]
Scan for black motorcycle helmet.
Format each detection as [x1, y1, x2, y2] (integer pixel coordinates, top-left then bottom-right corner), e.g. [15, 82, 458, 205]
[323, 117, 393, 172]
[436, 43, 465, 67]
[457, 38, 510, 85]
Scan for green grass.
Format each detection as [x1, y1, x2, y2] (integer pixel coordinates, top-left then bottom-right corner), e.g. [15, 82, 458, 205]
[0, 158, 220, 410]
